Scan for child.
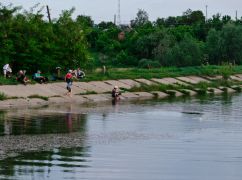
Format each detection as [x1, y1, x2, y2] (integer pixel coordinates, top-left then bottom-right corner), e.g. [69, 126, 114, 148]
[65, 70, 73, 96]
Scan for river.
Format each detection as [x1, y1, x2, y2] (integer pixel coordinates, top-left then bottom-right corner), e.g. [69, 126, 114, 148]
[0, 94, 242, 180]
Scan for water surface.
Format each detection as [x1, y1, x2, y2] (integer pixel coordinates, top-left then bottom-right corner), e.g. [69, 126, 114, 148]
[0, 94, 242, 180]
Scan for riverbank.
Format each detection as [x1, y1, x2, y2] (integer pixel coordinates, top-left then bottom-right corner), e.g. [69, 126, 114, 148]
[0, 74, 242, 109]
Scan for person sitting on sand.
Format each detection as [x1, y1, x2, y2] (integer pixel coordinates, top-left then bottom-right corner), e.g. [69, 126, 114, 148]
[33, 70, 48, 84]
[16, 70, 30, 85]
[112, 86, 121, 99]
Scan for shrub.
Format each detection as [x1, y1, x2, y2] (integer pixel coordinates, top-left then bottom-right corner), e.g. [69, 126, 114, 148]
[138, 59, 161, 69]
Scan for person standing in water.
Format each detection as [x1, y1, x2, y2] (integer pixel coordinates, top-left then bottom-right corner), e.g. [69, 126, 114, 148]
[112, 86, 121, 100]
[65, 70, 73, 96]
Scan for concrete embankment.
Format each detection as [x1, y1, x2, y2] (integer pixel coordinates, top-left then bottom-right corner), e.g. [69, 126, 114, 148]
[0, 74, 242, 109]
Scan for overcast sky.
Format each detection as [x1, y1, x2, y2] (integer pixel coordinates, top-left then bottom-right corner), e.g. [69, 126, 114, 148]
[1, 0, 241, 23]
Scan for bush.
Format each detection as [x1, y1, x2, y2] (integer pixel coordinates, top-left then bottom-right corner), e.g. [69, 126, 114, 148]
[138, 59, 161, 69]
[115, 51, 138, 66]
[219, 62, 233, 80]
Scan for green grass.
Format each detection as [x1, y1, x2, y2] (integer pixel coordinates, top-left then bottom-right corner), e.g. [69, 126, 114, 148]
[28, 95, 49, 101]
[82, 65, 242, 82]
[0, 93, 8, 101]
[79, 91, 97, 95]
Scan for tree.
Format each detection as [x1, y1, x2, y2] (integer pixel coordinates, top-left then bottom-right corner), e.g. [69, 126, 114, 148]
[206, 29, 222, 64]
[164, 35, 203, 66]
[131, 9, 150, 27]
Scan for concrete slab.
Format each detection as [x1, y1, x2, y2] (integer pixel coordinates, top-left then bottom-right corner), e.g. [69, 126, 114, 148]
[207, 88, 224, 94]
[151, 78, 171, 85]
[151, 91, 169, 98]
[98, 94, 113, 101]
[82, 94, 111, 102]
[75, 82, 106, 93]
[135, 79, 157, 86]
[48, 96, 72, 104]
[104, 80, 131, 89]
[180, 89, 197, 96]
[162, 78, 189, 86]
[230, 75, 242, 81]
[121, 92, 140, 99]
[134, 92, 154, 98]
[118, 79, 141, 87]
[176, 77, 198, 84]
[187, 76, 211, 83]
[218, 87, 237, 93]
[204, 76, 223, 81]
[166, 90, 184, 97]
[230, 85, 241, 92]
[88, 81, 113, 92]
[235, 74, 242, 79]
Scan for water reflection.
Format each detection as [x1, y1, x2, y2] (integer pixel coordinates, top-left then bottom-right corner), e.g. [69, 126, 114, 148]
[0, 147, 91, 179]
[0, 105, 88, 136]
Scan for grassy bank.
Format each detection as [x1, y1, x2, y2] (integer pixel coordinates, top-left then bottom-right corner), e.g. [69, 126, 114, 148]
[83, 65, 242, 82]
[1, 65, 242, 85]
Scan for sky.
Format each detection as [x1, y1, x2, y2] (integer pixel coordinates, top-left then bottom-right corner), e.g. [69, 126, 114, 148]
[1, 0, 241, 23]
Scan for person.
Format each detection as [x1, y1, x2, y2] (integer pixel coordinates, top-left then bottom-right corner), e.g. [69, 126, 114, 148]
[3, 64, 12, 78]
[51, 67, 64, 81]
[112, 86, 121, 99]
[76, 68, 85, 79]
[65, 70, 73, 96]
[33, 70, 48, 84]
[16, 70, 30, 85]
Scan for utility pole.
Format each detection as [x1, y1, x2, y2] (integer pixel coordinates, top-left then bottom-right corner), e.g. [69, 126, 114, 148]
[114, 14, 117, 25]
[205, 5, 208, 22]
[236, 10, 238, 21]
[117, 0, 121, 25]
[46, 5, 51, 23]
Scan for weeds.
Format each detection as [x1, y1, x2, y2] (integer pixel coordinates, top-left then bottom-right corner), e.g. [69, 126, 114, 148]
[0, 93, 7, 101]
[28, 95, 49, 101]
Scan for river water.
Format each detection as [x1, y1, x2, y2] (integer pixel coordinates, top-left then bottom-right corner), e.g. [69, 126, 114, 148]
[0, 94, 242, 180]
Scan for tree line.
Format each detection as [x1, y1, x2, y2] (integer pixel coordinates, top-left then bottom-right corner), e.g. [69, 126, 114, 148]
[1, 4, 242, 73]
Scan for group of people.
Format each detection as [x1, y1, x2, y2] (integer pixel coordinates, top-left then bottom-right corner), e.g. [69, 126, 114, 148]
[3, 63, 121, 100]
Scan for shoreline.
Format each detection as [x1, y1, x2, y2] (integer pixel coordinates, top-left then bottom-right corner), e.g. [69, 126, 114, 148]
[0, 74, 242, 109]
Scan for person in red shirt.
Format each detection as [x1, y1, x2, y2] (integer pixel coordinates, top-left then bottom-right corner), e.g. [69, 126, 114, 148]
[65, 70, 73, 96]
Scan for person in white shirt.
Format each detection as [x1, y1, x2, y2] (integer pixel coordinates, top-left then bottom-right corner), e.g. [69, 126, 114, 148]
[3, 64, 12, 78]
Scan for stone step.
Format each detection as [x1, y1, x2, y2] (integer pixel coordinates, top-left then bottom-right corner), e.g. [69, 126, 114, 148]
[166, 90, 184, 97]
[179, 89, 197, 96]
[207, 88, 224, 94]
[118, 79, 141, 87]
[134, 92, 154, 98]
[176, 77, 198, 84]
[135, 79, 158, 86]
[151, 91, 169, 98]
[104, 80, 131, 89]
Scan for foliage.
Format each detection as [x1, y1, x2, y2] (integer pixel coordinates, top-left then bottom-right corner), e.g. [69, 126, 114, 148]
[0, 4, 89, 74]
[138, 59, 160, 69]
[1, 4, 242, 72]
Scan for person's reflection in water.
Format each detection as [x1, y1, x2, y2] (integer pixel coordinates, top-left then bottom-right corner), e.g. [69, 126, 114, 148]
[66, 104, 73, 132]
[112, 98, 120, 112]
